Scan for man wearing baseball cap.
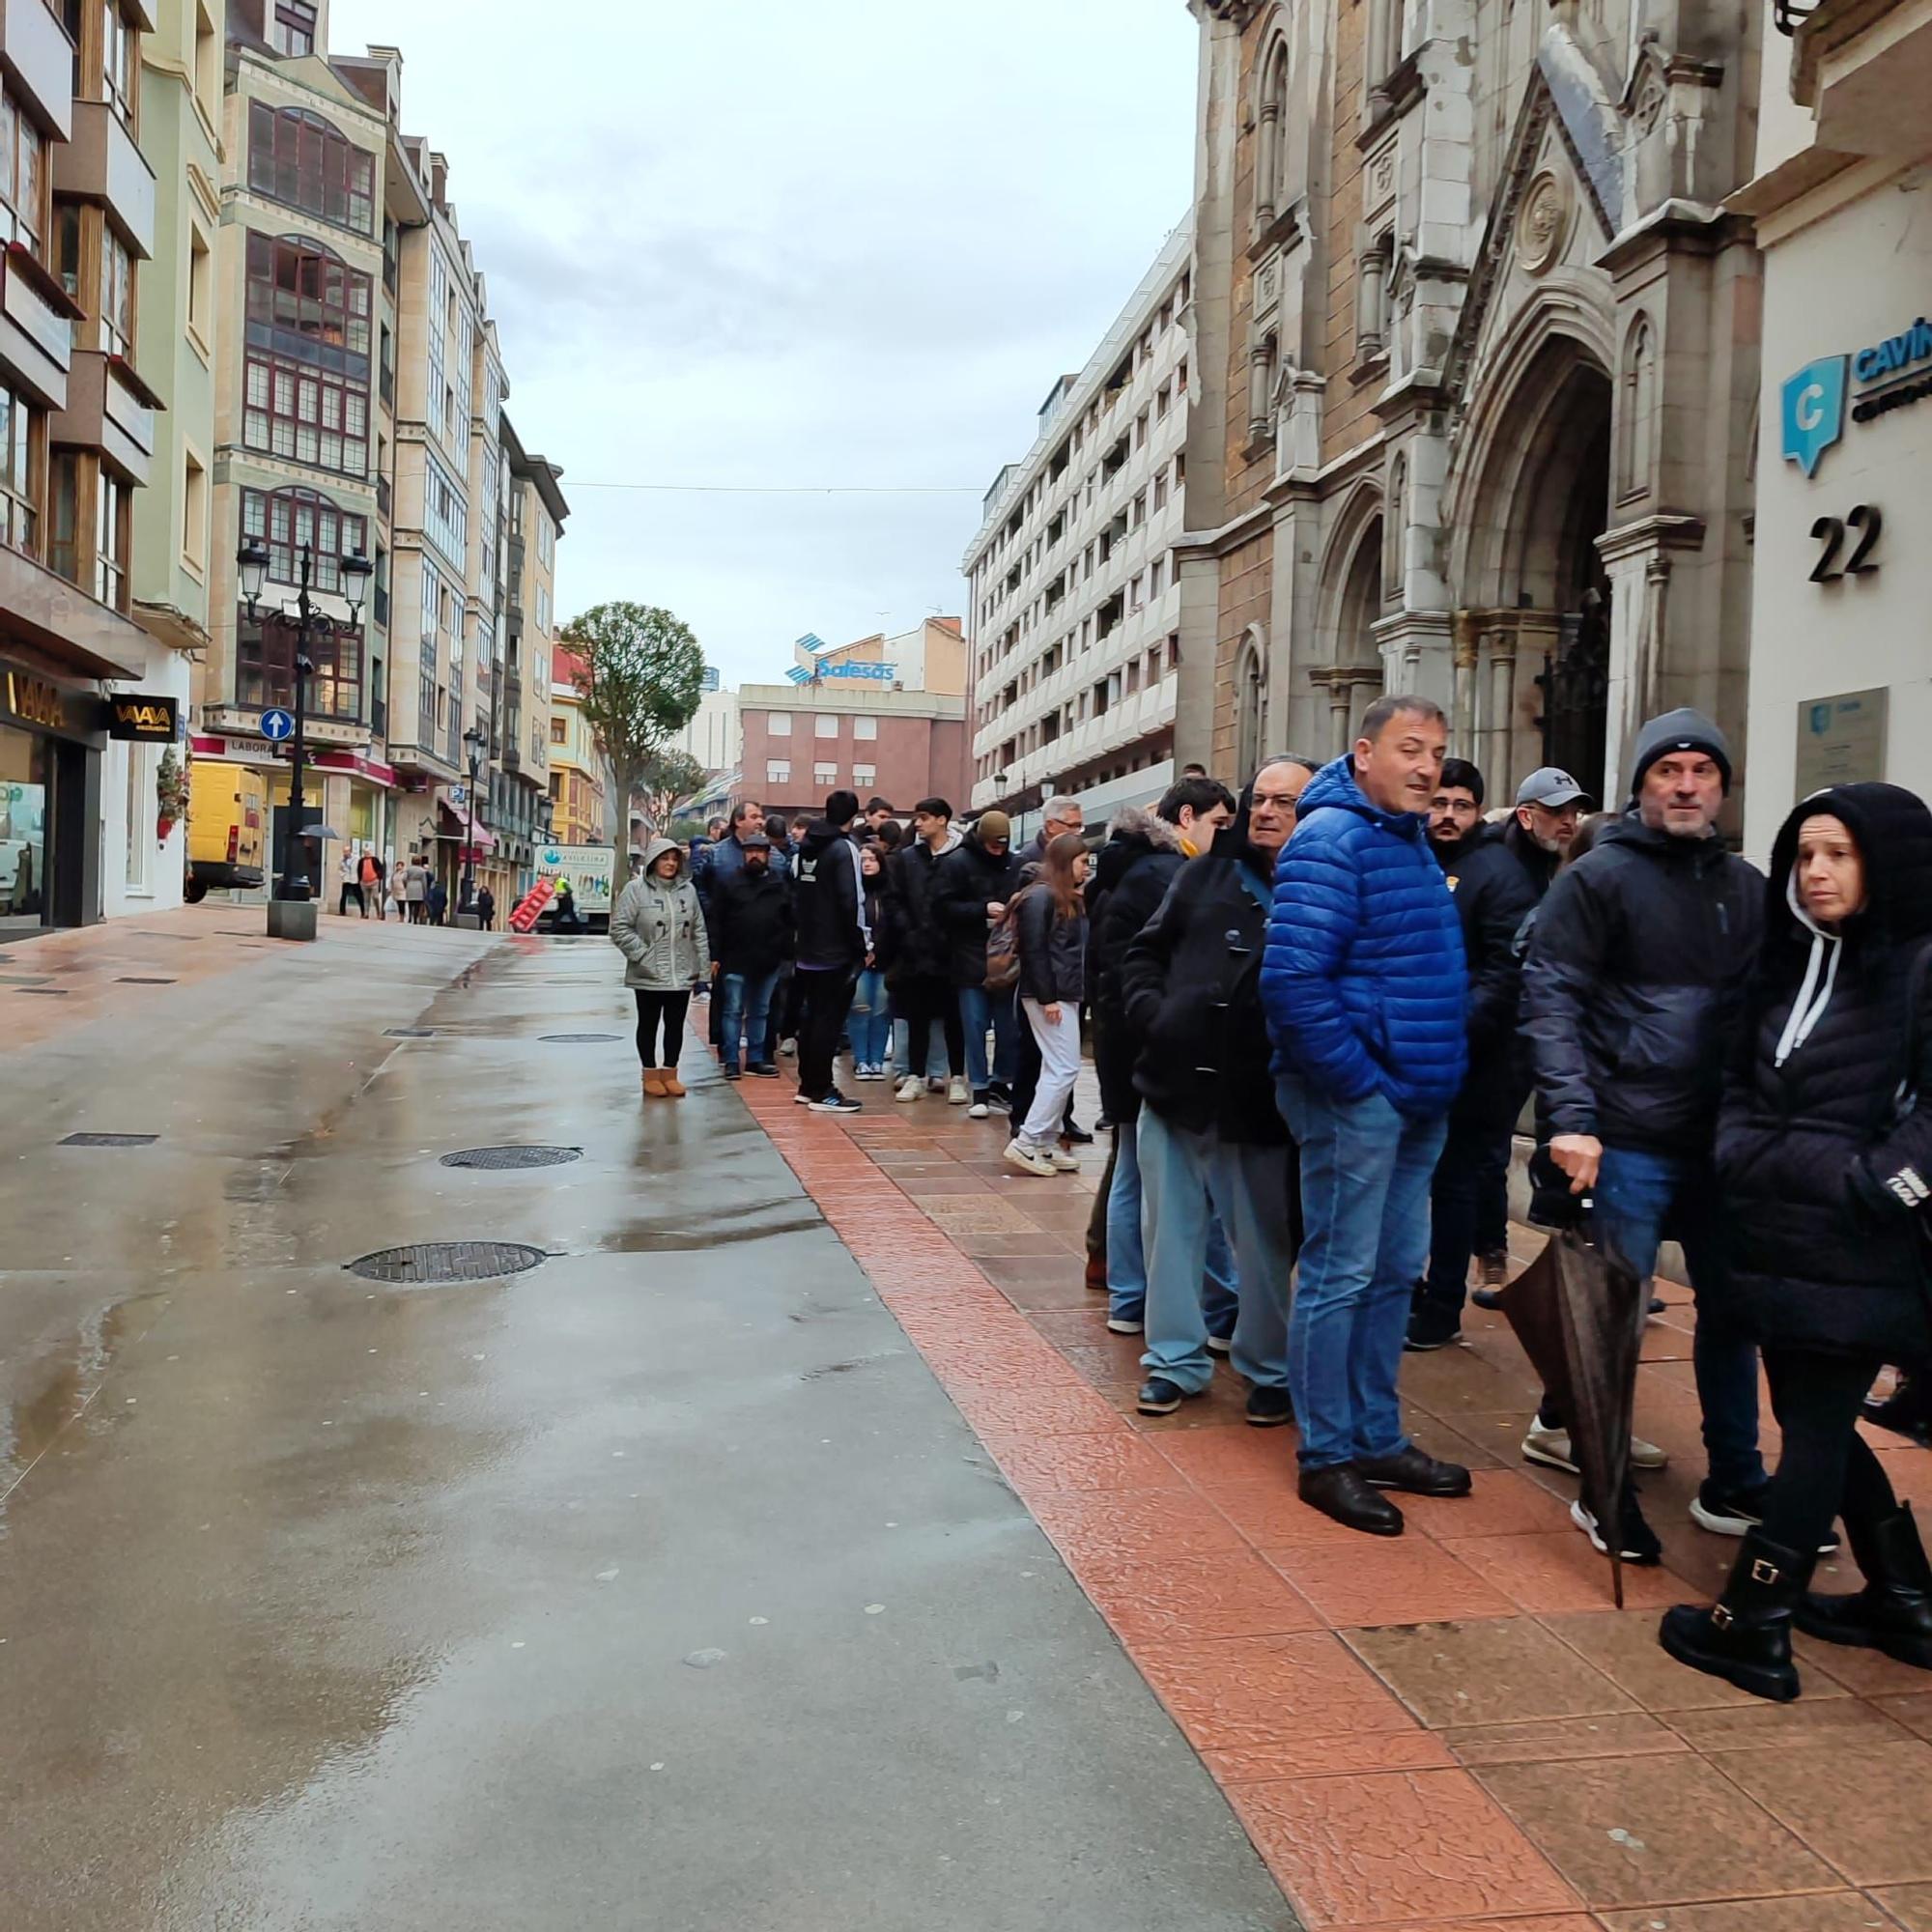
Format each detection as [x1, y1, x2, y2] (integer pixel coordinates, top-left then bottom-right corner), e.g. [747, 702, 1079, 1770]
[1406, 762, 1590, 1351]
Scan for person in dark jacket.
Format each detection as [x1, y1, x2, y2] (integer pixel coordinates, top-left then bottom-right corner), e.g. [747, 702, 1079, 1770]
[885, 798, 967, 1103]
[475, 884, 496, 930]
[849, 842, 893, 1079]
[1406, 764, 1586, 1350]
[1264, 696, 1471, 1534]
[1006, 833, 1091, 1177]
[1426, 757, 1488, 859]
[705, 832, 792, 1079]
[789, 789, 870, 1112]
[1090, 781, 1241, 1330]
[933, 810, 1025, 1116]
[1121, 760, 1305, 1427]
[1523, 706, 1768, 1545]
[1662, 782, 1932, 1701]
[1008, 795, 1090, 1140]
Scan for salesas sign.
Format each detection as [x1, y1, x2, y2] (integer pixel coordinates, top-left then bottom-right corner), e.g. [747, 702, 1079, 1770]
[105, 693, 181, 742]
[1782, 314, 1932, 476]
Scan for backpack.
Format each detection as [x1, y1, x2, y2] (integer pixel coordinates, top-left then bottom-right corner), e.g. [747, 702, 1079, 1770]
[982, 891, 1026, 993]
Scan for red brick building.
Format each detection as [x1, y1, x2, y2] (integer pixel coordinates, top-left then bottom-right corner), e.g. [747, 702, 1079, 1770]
[738, 684, 970, 823]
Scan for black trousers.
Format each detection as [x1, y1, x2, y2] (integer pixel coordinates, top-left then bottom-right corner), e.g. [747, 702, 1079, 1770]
[634, 989, 691, 1068]
[898, 973, 964, 1078]
[796, 966, 859, 1100]
[1759, 1344, 1899, 1555]
[339, 884, 364, 917]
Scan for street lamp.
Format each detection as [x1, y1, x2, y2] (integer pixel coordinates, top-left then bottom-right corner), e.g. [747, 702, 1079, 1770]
[238, 540, 372, 901]
[460, 723, 487, 913]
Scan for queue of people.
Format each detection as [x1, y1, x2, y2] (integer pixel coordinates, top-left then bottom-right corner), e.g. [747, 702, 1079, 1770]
[610, 717, 1932, 1702]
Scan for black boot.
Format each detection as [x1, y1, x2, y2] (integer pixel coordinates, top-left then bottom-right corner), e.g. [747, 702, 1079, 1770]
[1864, 1372, 1932, 1446]
[1659, 1531, 1811, 1703]
[1796, 1501, 1932, 1671]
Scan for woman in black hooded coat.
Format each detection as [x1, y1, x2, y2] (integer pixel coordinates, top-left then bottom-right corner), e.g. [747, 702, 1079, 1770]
[1662, 781, 1932, 1702]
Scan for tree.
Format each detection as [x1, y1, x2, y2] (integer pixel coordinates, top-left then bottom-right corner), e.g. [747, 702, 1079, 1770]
[633, 748, 708, 840]
[560, 602, 706, 877]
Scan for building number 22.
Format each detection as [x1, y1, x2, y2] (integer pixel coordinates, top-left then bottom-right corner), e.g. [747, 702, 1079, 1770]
[1809, 504, 1882, 582]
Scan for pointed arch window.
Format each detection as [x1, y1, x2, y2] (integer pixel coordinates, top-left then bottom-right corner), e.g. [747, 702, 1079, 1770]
[1236, 631, 1268, 779]
[1617, 315, 1658, 501]
[1256, 37, 1291, 234]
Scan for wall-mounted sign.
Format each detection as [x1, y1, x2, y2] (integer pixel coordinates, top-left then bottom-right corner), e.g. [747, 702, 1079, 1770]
[1795, 687, 1888, 796]
[4, 671, 67, 731]
[106, 693, 181, 742]
[820, 661, 897, 682]
[1781, 313, 1932, 476]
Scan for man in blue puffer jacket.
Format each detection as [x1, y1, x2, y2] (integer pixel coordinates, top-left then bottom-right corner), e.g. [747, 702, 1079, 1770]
[1263, 694, 1472, 1536]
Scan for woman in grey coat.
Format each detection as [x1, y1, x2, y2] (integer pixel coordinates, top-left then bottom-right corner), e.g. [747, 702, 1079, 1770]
[611, 836, 712, 1096]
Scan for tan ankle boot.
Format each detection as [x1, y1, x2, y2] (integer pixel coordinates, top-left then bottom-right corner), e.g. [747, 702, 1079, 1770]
[641, 1068, 668, 1097]
[662, 1070, 687, 1097]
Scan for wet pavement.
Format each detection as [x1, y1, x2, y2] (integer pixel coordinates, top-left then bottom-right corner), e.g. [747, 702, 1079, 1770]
[0, 913, 1293, 1931]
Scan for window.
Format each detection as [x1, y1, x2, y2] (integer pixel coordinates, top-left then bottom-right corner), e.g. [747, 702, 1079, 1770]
[96, 470, 128, 609]
[186, 224, 212, 354]
[813, 762, 838, 786]
[0, 380, 38, 554]
[242, 233, 372, 475]
[99, 227, 132, 355]
[193, 3, 218, 125]
[451, 308, 472, 433]
[1150, 558, 1165, 599]
[550, 716, 566, 745]
[422, 452, 466, 570]
[426, 248, 448, 440]
[536, 512, 553, 567]
[0, 90, 46, 257]
[852, 715, 877, 741]
[181, 449, 207, 576]
[535, 584, 551, 635]
[247, 105, 375, 234]
[767, 711, 792, 737]
[1156, 381, 1172, 420]
[765, 759, 790, 786]
[852, 764, 876, 787]
[48, 451, 76, 581]
[814, 713, 838, 738]
[419, 557, 442, 642]
[241, 488, 369, 592]
[1152, 470, 1168, 513]
[270, 0, 317, 56]
[1129, 573, 1144, 610]
[99, 0, 135, 128]
[242, 609, 362, 721]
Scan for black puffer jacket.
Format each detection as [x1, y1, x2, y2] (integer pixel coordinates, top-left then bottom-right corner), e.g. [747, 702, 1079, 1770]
[932, 832, 1026, 988]
[1015, 887, 1087, 1005]
[1716, 782, 1932, 1361]
[1523, 813, 1762, 1156]
[1446, 819, 1556, 1124]
[1089, 811, 1187, 1121]
[1120, 822, 1287, 1146]
[883, 835, 957, 982]
[704, 863, 793, 976]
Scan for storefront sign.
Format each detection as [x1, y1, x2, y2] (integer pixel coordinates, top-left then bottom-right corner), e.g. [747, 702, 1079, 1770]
[4, 672, 67, 731]
[105, 693, 181, 742]
[1781, 314, 1932, 475]
[1795, 687, 1888, 795]
[820, 661, 897, 682]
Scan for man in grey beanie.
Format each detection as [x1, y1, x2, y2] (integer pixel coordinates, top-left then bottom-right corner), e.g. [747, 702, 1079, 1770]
[1522, 707, 1767, 1559]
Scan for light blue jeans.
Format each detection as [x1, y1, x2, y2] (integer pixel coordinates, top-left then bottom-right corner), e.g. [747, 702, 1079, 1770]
[1137, 1105, 1294, 1395]
[893, 1018, 951, 1082]
[958, 984, 1016, 1094]
[1276, 1071, 1447, 1470]
[1106, 1115, 1237, 1330]
[850, 967, 891, 1066]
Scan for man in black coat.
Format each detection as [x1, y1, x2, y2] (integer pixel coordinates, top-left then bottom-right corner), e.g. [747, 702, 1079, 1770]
[705, 833, 793, 1079]
[789, 789, 871, 1111]
[1406, 764, 1582, 1350]
[884, 797, 965, 1103]
[1524, 707, 1768, 1544]
[933, 810, 1025, 1117]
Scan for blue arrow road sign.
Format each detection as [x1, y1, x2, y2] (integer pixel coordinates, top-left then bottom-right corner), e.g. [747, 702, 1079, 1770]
[260, 708, 295, 742]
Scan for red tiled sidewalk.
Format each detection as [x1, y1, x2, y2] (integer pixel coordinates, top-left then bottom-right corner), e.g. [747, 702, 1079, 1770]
[741, 1058, 1932, 1932]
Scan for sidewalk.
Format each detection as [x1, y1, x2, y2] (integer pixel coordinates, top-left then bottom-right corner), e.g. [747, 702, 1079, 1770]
[742, 1062, 1932, 1932]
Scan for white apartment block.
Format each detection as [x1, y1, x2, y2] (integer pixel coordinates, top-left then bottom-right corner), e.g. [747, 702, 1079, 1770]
[964, 219, 1194, 817]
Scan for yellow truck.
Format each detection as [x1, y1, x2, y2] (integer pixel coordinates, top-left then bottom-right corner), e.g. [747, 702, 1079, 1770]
[183, 761, 267, 901]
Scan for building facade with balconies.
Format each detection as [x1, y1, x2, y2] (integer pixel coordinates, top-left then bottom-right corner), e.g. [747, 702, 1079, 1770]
[505, 415, 563, 863]
[547, 643, 605, 848]
[963, 219, 1195, 822]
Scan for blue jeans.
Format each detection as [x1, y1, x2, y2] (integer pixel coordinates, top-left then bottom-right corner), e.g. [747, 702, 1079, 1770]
[1277, 1071, 1447, 1469]
[1137, 1105, 1294, 1395]
[958, 984, 1016, 1094]
[718, 966, 781, 1069]
[1591, 1144, 1763, 1492]
[1106, 1115, 1237, 1330]
[850, 967, 891, 1066]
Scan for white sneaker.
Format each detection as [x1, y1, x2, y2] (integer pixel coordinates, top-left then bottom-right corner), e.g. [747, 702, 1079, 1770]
[1048, 1149, 1081, 1172]
[947, 1075, 970, 1105]
[1003, 1139, 1056, 1178]
[1105, 1317, 1144, 1335]
[968, 1098, 990, 1120]
[780, 1037, 797, 1057]
[1523, 1423, 1669, 1475]
[895, 1075, 923, 1102]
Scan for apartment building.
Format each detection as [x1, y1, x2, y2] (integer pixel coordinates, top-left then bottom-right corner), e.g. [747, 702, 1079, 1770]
[501, 412, 562, 860]
[963, 221, 1194, 819]
[740, 681, 968, 826]
[546, 643, 604, 847]
[668, 677, 741, 775]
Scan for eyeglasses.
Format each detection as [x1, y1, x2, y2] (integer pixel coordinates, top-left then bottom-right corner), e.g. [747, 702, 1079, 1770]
[1250, 789, 1301, 810]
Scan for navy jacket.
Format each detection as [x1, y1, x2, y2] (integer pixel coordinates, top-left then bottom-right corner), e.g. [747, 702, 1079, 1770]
[1261, 755, 1467, 1116]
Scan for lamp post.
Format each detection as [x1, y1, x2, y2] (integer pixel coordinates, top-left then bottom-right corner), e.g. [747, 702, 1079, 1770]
[239, 538, 371, 901]
[460, 723, 486, 913]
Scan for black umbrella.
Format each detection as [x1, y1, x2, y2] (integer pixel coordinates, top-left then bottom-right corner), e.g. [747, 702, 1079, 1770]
[1497, 1221, 1648, 1606]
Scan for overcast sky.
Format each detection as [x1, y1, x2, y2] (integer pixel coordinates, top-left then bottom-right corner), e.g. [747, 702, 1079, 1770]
[326, 0, 1198, 690]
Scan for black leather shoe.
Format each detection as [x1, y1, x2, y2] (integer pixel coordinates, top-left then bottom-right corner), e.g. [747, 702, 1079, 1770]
[1798, 1502, 1932, 1670]
[1137, 1376, 1198, 1417]
[1660, 1530, 1810, 1702]
[1245, 1386, 1294, 1428]
[1060, 1121, 1094, 1146]
[1356, 1445, 1472, 1496]
[1298, 1463, 1405, 1536]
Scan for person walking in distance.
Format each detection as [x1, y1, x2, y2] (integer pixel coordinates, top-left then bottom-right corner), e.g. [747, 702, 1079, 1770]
[611, 835, 711, 1098]
[404, 852, 429, 923]
[1264, 697, 1472, 1534]
[1406, 763, 1588, 1350]
[934, 810, 1025, 1117]
[1122, 760, 1308, 1426]
[1523, 707, 1768, 1545]
[368, 850, 387, 921]
[1662, 783, 1932, 1700]
[1007, 834, 1092, 1176]
[1009, 796, 1089, 1141]
[789, 789, 870, 1114]
[338, 849, 364, 919]
[427, 872, 448, 927]
[475, 884, 496, 931]
[885, 797, 966, 1105]
[848, 843, 894, 1081]
[704, 831, 792, 1080]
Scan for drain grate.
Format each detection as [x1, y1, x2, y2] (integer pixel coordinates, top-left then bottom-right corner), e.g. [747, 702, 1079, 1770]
[17, 986, 69, 997]
[117, 976, 177, 984]
[347, 1240, 547, 1285]
[60, 1132, 157, 1148]
[539, 1032, 620, 1042]
[440, 1145, 582, 1171]
[384, 1027, 436, 1038]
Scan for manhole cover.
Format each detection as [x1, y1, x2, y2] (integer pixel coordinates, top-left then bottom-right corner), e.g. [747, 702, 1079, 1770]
[384, 1027, 436, 1037]
[60, 1132, 157, 1148]
[117, 976, 176, 984]
[347, 1241, 547, 1285]
[440, 1146, 582, 1171]
[539, 1032, 620, 1042]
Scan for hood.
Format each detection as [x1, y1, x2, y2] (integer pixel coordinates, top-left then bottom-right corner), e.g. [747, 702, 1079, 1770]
[1094, 810, 1182, 894]
[800, 817, 853, 861]
[1767, 781, 1932, 951]
[921, 824, 963, 858]
[639, 836, 686, 879]
[1293, 754, 1426, 837]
